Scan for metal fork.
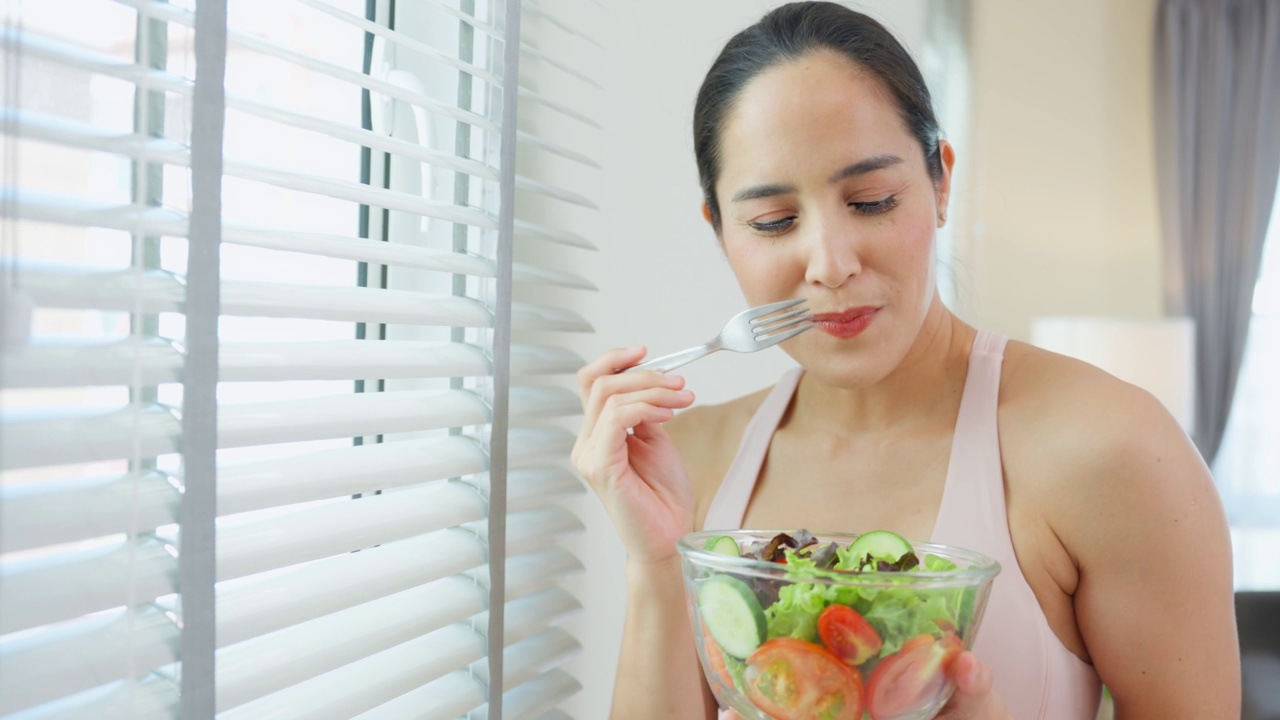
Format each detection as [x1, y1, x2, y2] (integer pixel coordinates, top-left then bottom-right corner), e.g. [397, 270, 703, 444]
[626, 298, 814, 373]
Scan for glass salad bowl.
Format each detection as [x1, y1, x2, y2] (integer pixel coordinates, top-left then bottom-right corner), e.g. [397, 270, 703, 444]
[677, 529, 1000, 720]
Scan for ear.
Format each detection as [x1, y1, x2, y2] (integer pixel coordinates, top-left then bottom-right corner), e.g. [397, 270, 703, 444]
[936, 140, 956, 227]
[701, 201, 714, 226]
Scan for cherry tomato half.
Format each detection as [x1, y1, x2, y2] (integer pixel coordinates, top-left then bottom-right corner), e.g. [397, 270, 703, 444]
[817, 604, 883, 666]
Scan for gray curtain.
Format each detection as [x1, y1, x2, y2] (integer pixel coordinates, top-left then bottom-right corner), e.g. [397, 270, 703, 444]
[1154, 0, 1280, 464]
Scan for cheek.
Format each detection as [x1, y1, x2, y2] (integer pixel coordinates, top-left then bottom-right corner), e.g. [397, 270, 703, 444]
[905, 228, 936, 274]
[886, 214, 936, 280]
[723, 238, 801, 297]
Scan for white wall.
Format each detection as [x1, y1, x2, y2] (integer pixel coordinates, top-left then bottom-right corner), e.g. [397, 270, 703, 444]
[959, 0, 1163, 339]
[520, 3, 930, 717]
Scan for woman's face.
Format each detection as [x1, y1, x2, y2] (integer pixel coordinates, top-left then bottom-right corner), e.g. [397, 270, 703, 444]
[713, 50, 954, 386]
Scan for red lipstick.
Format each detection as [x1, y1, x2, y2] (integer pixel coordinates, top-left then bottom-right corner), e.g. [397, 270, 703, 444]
[810, 306, 879, 339]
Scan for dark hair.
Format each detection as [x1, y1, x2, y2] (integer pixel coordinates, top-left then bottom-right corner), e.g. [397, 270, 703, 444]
[693, 1, 942, 231]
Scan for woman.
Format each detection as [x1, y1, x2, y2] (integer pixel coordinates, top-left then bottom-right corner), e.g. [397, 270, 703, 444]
[571, 3, 1240, 718]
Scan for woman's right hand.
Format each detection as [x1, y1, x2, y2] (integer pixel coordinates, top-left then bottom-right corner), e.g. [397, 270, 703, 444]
[571, 346, 698, 568]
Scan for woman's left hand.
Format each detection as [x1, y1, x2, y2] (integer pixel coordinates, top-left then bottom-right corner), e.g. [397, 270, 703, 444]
[719, 650, 1009, 720]
[934, 651, 1011, 720]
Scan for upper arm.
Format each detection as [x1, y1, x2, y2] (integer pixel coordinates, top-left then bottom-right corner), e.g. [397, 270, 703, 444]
[1053, 386, 1240, 718]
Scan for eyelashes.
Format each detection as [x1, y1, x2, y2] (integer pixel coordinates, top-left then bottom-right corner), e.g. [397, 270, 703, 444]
[851, 195, 899, 215]
[748, 217, 797, 234]
[745, 195, 900, 235]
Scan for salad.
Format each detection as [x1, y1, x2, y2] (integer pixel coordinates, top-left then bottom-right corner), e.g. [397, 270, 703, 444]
[693, 529, 981, 720]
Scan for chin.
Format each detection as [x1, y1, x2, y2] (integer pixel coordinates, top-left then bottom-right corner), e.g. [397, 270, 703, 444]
[794, 331, 913, 385]
[794, 349, 894, 388]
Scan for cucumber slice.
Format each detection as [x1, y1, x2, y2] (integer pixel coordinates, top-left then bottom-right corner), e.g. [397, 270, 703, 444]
[697, 574, 765, 659]
[702, 535, 741, 557]
[847, 530, 914, 565]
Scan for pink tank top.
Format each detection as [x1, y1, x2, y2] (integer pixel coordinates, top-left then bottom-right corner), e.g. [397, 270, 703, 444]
[702, 330, 1102, 719]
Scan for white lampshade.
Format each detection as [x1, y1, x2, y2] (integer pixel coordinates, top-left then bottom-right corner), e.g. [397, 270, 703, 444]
[1030, 316, 1196, 433]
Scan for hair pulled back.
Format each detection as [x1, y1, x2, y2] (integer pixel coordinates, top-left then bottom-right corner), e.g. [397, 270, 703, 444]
[693, 1, 942, 230]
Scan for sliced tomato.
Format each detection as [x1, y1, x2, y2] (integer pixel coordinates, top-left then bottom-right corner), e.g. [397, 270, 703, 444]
[937, 631, 964, 664]
[932, 618, 957, 634]
[897, 634, 936, 655]
[817, 604, 883, 666]
[701, 625, 736, 689]
[865, 633, 963, 720]
[743, 638, 864, 720]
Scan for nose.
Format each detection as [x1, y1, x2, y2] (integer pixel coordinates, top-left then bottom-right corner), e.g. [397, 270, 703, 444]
[803, 213, 863, 289]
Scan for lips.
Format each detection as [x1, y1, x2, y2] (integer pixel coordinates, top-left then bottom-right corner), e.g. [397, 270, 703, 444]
[810, 306, 879, 339]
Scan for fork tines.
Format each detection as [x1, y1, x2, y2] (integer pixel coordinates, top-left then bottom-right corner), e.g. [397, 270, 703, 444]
[751, 299, 813, 338]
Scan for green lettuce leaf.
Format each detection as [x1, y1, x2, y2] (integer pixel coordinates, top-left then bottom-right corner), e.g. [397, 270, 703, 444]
[764, 581, 829, 642]
[723, 651, 746, 692]
[764, 551, 864, 641]
[765, 544, 965, 656]
[861, 586, 956, 657]
[923, 554, 958, 572]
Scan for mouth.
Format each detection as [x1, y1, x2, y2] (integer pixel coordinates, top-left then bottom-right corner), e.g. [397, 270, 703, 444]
[810, 306, 879, 339]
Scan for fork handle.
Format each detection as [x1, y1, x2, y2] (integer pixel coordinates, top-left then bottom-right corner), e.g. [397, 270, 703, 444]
[626, 344, 715, 374]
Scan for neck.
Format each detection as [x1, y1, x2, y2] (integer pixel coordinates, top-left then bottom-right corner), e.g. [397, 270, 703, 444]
[790, 297, 976, 435]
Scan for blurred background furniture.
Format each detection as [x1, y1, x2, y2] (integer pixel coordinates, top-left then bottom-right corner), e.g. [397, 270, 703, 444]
[1238, 591, 1280, 720]
[1029, 315, 1196, 433]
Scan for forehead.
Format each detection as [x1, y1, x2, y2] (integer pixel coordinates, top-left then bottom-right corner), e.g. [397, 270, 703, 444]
[718, 51, 914, 183]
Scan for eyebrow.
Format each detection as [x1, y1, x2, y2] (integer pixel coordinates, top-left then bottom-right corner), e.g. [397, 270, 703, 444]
[729, 154, 905, 203]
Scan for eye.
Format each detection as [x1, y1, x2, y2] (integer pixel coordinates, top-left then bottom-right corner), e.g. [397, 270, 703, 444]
[747, 216, 796, 235]
[850, 195, 899, 215]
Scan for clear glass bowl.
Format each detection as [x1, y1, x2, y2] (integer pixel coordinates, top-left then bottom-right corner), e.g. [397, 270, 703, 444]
[678, 529, 1001, 720]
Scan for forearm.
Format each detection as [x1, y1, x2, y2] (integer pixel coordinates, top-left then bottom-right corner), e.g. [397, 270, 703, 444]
[610, 557, 716, 720]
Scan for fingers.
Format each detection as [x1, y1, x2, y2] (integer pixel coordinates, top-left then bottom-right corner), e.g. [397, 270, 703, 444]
[596, 386, 691, 434]
[951, 651, 993, 696]
[587, 377, 691, 428]
[935, 651, 1009, 720]
[576, 345, 647, 405]
[578, 349, 691, 432]
[570, 347, 696, 482]
[573, 382, 694, 473]
[630, 413, 673, 442]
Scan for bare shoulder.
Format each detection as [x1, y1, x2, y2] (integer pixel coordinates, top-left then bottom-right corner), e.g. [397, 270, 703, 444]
[998, 339, 1213, 511]
[667, 384, 774, 531]
[999, 340, 1238, 714]
[997, 339, 1219, 541]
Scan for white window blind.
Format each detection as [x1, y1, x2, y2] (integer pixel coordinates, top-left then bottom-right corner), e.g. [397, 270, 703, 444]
[0, 0, 601, 717]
